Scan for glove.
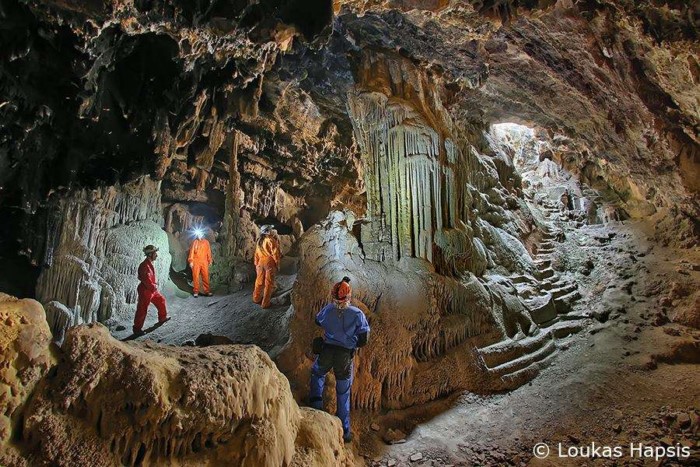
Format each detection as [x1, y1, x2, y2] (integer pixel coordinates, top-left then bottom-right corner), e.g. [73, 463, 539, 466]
[311, 337, 324, 355]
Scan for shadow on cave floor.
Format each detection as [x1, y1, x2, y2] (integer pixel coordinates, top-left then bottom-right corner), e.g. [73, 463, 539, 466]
[108, 272, 296, 358]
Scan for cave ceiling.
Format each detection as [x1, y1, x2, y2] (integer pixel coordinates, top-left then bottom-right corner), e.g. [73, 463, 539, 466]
[0, 0, 698, 252]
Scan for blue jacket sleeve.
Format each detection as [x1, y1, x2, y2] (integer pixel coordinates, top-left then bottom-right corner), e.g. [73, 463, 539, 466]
[316, 304, 331, 327]
[355, 311, 370, 335]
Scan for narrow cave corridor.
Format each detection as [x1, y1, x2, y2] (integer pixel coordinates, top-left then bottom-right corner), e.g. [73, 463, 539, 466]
[1, 1, 699, 466]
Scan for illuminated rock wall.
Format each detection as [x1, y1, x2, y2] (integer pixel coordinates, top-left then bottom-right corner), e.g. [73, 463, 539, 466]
[278, 211, 536, 415]
[35, 177, 171, 338]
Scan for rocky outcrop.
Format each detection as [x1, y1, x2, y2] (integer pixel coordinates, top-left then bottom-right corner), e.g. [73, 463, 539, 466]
[347, 49, 537, 278]
[1, 1, 696, 303]
[0, 295, 351, 466]
[34, 177, 171, 339]
[0, 0, 698, 455]
[0, 294, 55, 466]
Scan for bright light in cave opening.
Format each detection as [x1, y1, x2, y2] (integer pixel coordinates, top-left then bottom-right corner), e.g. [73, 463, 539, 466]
[491, 122, 534, 138]
[490, 122, 537, 171]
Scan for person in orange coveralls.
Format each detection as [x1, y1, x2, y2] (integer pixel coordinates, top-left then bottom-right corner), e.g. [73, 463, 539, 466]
[188, 229, 213, 298]
[253, 225, 281, 309]
[133, 245, 169, 336]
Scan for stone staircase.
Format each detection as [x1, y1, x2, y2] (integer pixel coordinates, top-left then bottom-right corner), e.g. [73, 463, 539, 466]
[476, 322, 582, 389]
[476, 198, 587, 389]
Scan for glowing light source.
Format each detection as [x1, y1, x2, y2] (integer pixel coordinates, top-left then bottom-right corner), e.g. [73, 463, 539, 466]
[192, 227, 205, 239]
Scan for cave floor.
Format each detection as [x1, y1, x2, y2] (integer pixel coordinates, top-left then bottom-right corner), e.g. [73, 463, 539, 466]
[363, 219, 700, 466]
[108, 273, 296, 357]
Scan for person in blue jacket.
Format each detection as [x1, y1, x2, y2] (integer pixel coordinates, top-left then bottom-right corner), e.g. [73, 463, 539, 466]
[309, 276, 370, 443]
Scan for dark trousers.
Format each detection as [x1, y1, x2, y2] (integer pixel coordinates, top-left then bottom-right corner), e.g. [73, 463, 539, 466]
[309, 344, 354, 435]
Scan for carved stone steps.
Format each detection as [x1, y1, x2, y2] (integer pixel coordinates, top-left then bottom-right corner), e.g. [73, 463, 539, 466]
[478, 329, 553, 369]
[515, 284, 537, 299]
[551, 283, 577, 299]
[554, 290, 581, 313]
[525, 293, 557, 324]
[500, 351, 558, 387]
[546, 320, 585, 339]
[537, 267, 557, 280]
[509, 274, 537, 285]
[559, 312, 588, 321]
[489, 339, 557, 378]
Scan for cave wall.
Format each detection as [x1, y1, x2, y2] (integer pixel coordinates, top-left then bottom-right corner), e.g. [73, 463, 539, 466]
[2, 0, 697, 298]
[34, 177, 171, 339]
[0, 0, 697, 429]
[0, 294, 55, 466]
[278, 211, 536, 414]
[0, 0, 364, 298]
[347, 49, 537, 277]
[336, 0, 699, 244]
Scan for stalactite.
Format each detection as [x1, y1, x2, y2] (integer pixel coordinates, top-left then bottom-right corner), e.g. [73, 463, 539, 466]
[347, 91, 485, 275]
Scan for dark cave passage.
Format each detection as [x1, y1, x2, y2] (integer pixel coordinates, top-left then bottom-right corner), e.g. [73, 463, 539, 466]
[280, 0, 334, 40]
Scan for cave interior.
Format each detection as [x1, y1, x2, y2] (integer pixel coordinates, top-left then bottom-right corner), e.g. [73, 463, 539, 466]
[0, 0, 699, 466]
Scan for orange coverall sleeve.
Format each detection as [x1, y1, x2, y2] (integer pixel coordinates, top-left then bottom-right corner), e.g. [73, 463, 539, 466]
[273, 238, 281, 265]
[188, 242, 195, 264]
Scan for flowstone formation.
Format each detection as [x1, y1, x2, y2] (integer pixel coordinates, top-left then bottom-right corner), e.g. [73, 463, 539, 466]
[0, 0, 362, 315]
[0, 295, 352, 466]
[0, 0, 698, 462]
[279, 32, 590, 417]
[346, 50, 533, 277]
[2, 0, 697, 325]
[35, 177, 170, 342]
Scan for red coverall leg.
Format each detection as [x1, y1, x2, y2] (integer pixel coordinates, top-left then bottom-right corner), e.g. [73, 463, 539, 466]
[192, 262, 210, 294]
[133, 285, 168, 332]
[253, 258, 276, 308]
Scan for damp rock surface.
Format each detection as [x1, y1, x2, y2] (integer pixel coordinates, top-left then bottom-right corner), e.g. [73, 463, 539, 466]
[0, 0, 698, 465]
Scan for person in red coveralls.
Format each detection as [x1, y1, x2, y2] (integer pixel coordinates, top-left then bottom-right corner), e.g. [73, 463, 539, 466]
[133, 245, 169, 336]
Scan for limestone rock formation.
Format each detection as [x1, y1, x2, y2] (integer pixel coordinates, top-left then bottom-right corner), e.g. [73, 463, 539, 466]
[35, 177, 171, 340]
[278, 211, 538, 415]
[0, 294, 55, 466]
[0, 295, 352, 466]
[0, 0, 698, 461]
